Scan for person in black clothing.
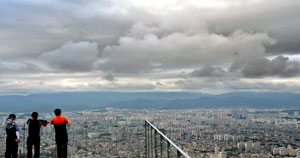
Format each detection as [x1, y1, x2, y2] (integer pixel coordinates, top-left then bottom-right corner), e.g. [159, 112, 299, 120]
[26, 112, 49, 158]
[50, 109, 71, 158]
[5, 114, 20, 158]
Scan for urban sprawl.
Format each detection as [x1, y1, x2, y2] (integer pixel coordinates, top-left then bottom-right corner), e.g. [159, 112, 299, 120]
[1, 108, 300, 157]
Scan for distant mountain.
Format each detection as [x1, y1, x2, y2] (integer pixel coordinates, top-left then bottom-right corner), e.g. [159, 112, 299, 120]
[0, 91, 299, 112]
[0, 92, 205, 112]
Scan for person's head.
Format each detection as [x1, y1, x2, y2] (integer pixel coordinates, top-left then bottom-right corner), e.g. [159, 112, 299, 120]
[32, 112, 38, 119]
[54, 109, 61, 116]
[8, 114, 16, 120]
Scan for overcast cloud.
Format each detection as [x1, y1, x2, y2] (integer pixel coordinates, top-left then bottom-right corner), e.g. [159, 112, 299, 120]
[0, 0, 300, 94]
[40, 41, 99, 72]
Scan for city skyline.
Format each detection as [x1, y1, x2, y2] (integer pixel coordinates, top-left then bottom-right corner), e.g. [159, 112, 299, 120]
[1, 108, 300, 157]
[1, 0, 300, 95]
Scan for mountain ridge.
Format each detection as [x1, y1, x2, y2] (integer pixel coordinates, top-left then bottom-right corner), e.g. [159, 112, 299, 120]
[0, 91, 299, 112]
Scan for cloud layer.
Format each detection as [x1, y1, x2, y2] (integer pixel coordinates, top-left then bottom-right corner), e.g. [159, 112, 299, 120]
[0, 0, 300, 94]
[242, 56, 300, 77]
[100, 28, 275, 73]
[40, 41, 98, 72]
[190, 65, 225, 77]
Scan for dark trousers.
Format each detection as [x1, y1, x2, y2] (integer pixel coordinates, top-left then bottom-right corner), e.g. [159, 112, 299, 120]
[56, 138, 68, 158]
[5, 139, 18, 158]
[27, 136, 40, 158]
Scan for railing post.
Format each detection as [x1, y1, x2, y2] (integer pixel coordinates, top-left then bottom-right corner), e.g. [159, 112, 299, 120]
[22, 123, 26, 156]
[177, 150, 181, 158]
[146, 123, 149, 158]
[160, 135, 163, 158]
[145, 121, 147, 158]
[167, 141, 170, 158]
[149, 123, 151, 158]
[154, 130, 158, 158]
[151, 126, 153, 158]
[84, 125, 88, 157]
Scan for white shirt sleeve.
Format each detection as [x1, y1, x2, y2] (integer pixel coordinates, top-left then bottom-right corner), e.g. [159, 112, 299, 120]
[16, 131, 20, 140]
[15, 124, 20, 139]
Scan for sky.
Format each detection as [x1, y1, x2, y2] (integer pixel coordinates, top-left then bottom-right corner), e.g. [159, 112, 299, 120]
[0, 0, 300, 95]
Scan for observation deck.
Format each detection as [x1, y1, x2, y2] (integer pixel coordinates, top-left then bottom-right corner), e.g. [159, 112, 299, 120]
[1, 120, 191, 158]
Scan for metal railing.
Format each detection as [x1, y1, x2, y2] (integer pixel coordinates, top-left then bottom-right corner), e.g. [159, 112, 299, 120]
[144, 120, 191, 158]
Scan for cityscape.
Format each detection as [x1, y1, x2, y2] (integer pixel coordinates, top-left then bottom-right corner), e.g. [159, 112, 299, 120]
[1, 108, 300, 157]
[1, 0, 300, 158]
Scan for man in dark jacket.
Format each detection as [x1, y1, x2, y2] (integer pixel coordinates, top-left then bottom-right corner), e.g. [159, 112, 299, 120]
[26, 112, 49, 158]
[50, 109, 71, 158]
[5, 114, 20, 158]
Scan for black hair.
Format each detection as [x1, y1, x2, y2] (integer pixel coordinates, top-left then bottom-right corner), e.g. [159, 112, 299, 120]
[54, 109, 61, 116]
[9, 114, 16, 120]
[32, 112, 38, 119]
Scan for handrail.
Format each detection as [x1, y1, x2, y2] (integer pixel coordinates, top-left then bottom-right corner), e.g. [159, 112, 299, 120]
[145, 120, 191, 158]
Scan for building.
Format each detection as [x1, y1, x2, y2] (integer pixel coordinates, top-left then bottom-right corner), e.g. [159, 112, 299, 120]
[218, 152, 227, 158]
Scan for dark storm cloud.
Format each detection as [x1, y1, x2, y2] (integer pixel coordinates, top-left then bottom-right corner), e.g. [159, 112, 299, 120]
[190, 65, 225, 77]
[242, 56, 300, 77]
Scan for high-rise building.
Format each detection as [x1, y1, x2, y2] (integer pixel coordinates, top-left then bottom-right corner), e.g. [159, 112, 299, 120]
[245, 141, 253, 151]
[238, 142, 245, 150]
[252, 142, 260, 150]
[297, 151, 300, 158]
[288, 149, 298, 157]
[279, 147, 288, 156]
[215, 147, 220, 153]
[273, 148, 279, 155]
[294, 111, 299, 118]
[218, 152, 227, 158]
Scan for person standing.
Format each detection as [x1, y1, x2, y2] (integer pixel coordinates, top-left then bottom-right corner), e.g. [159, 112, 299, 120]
[26, 112, 49, 158]
[50, 109, 71, 158]
[4, 114, 20, 158]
